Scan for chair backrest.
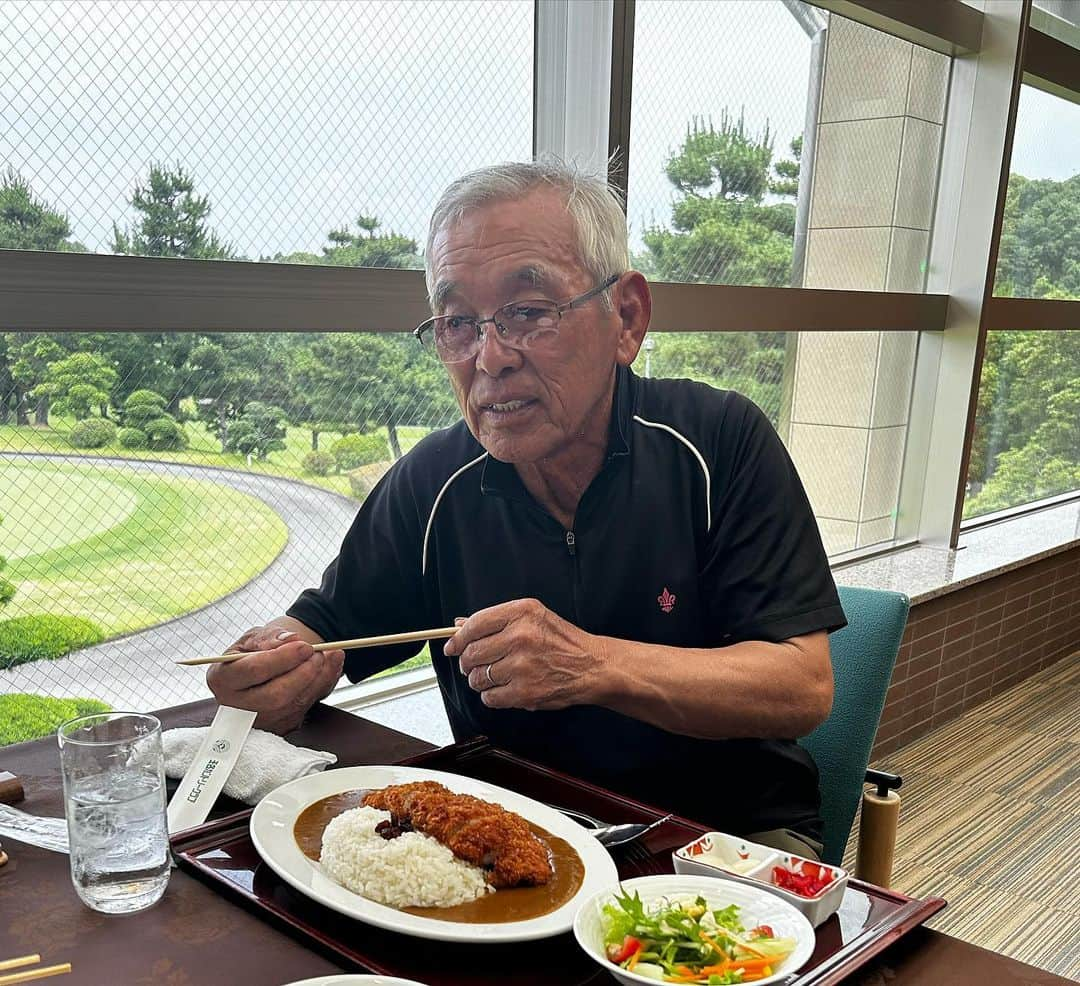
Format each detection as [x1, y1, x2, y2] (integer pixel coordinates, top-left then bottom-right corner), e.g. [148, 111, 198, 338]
[799, 586, 909, 865]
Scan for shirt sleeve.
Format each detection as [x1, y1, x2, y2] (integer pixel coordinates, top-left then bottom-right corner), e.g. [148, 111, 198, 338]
[700, 393, 847, 643]
[286, 463, 431, 681]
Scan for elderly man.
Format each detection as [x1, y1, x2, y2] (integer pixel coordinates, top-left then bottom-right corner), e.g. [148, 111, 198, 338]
[209, 160, 846, 857]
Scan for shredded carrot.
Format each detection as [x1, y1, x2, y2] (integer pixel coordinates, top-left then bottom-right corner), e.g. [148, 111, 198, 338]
[701, 957, 776, 974]
[701, 926, 769, 960]
[697, 930, 730, 961]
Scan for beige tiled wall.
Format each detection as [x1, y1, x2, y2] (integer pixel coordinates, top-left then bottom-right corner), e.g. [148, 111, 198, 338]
[787, 18, 949, 555]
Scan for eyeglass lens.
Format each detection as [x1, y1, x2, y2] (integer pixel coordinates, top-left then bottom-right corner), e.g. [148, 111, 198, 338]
[430, 301, 561, 361]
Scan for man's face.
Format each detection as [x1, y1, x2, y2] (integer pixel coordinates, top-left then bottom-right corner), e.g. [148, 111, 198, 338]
[428, 187, 635, 465]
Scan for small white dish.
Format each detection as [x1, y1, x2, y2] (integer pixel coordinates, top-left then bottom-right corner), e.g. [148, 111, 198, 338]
[573, 873, 815, 986]
[673, 832, 847, 927]
[764, 853, 849, 928]
[674, 831, 779, 882]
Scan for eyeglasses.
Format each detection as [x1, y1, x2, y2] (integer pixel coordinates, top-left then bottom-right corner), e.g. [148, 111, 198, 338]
[413, 273, 620, 364]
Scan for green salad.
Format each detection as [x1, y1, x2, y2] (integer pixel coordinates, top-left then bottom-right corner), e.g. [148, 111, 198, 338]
[601, 889, 796, 984]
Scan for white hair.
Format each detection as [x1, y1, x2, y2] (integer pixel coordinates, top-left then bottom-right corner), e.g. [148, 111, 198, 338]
[424, 157, 629, 311]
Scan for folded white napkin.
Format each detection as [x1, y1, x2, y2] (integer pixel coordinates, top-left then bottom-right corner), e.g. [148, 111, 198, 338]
[162, 727, 337, 805]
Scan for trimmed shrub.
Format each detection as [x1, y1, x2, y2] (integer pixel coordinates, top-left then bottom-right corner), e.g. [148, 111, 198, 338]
[117, 426, 148, 450]
[144, 416, 188, 451]
[0, 694, 112, 746]
[0, 615, 105, 670]
[332, 432, 389, 472]
[69, 417, 118, 449]
[347, 462, 392, 499]
[302, 450, 335, 476]
[122, 389, 169, 428]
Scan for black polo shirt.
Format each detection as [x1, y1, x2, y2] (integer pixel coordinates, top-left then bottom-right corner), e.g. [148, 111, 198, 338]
[288, 365, 846, 839]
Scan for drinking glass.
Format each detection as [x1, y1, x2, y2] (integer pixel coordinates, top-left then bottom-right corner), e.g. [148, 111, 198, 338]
[58, 712, 170, 914]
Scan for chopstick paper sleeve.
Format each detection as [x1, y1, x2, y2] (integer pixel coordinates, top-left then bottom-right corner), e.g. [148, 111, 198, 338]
[166, 706, 257, 834]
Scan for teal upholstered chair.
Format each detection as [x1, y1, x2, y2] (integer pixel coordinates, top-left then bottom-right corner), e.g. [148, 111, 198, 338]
[799, 586, 909, 866]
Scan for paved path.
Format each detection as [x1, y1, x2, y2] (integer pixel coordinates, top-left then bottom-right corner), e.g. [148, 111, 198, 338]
[0, 453, 358, 710]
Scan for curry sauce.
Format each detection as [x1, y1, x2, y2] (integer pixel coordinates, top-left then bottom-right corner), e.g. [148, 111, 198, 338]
[293, 789, 585, 924]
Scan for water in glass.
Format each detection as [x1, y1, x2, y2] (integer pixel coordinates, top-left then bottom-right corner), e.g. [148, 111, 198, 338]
[59, 713, 170, 914]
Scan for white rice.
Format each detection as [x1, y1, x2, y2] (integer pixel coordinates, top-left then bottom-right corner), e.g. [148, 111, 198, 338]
[319, 805, 493, 909]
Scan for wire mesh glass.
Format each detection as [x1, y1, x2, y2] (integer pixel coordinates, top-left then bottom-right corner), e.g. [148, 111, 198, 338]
[0, 327, 921, 744]
[0, 0, 533, 262]
[0, 329, 458, 744]
[627, 3, 948, 291]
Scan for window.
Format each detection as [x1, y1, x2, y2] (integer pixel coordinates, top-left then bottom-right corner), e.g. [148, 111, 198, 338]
[4, 0, 1071, 747]
[993, 87, 1080, 301]
[0, 330, 456, 719]
[628, 4, 949, 292]
[964, 329, 1080, 519]
[0, 0, 533, 264]
[965, 82, 1080, 520]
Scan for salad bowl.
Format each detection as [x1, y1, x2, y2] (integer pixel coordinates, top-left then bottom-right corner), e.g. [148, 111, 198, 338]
[573, 874, 815, 985]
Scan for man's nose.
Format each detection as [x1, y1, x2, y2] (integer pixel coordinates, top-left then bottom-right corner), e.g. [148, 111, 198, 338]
[474, 323, 523, 377]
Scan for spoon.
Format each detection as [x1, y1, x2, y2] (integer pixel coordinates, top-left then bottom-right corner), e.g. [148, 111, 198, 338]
[592, 814, 674, 848]
[552, 805, 674, 848]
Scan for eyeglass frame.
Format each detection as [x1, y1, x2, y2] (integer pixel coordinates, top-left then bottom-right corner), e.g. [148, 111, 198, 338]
[412, 273, 621, 363]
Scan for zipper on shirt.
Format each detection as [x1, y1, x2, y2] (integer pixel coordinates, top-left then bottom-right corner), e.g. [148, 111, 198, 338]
[566, 530, 582, 623]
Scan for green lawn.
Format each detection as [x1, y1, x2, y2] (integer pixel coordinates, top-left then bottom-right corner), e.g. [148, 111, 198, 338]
[0, 418, 434, 500]
[0, 694, 112, 746]
[0, 459, 288, 636]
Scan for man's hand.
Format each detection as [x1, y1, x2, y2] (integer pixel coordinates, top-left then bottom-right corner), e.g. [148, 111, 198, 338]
[206, 624, 345, 734]
[443, 598, 606, 711]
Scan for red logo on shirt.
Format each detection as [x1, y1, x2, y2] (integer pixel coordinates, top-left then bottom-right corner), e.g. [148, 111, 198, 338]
[658, 587, 676, 613]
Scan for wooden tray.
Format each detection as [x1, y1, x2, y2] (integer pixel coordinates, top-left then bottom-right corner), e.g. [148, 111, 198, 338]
[171, 738, 946, 985]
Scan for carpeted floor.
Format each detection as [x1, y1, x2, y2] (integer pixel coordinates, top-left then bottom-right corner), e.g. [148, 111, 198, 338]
[844, 652, 1080, 980]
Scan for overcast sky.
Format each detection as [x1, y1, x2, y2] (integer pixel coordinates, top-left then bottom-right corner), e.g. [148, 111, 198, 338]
[0, 0, 1072, 260]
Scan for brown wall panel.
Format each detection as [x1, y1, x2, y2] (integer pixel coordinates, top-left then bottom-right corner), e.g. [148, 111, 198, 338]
[871, 546, 1080, 758]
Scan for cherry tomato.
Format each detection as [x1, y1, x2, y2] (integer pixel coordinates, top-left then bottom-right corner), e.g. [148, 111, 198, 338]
[606, 935, 643, 964]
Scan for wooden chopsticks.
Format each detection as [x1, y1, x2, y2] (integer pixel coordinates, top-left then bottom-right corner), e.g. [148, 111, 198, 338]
[0, 956, 71, 985]
[175, 626, 459, 666]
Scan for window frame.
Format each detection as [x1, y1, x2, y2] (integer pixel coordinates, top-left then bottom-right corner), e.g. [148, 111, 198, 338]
[1, 0, 1077, 714]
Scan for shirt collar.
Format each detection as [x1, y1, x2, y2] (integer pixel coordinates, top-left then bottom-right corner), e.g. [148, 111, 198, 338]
[479, 364, 636, 498]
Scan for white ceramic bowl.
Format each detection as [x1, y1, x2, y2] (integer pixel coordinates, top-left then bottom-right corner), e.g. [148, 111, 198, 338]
[673, 833, 848, 928]
[573, 874, 815, 986]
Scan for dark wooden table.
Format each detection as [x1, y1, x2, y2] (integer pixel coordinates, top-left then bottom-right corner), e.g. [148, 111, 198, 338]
[0, 700, 1072, 986]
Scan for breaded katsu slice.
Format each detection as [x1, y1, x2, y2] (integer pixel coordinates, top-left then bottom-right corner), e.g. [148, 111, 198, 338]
[362, 781, 553, 888]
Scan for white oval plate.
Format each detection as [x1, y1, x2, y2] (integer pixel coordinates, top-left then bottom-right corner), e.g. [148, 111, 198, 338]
[282, 977, 429, 986]
[574, 874, 816, 986]
[250, 764, 620, 943]
[282, 978, 429, 986]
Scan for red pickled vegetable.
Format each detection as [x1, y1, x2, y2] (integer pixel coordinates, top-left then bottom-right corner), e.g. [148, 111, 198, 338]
[772, 862, 834, 897]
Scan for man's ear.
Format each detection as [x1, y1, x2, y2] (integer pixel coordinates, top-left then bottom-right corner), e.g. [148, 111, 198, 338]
[614, 271, 652, 367]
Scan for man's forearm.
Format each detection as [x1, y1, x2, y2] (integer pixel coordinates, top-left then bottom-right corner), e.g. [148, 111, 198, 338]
[585, 632, 833, 741]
